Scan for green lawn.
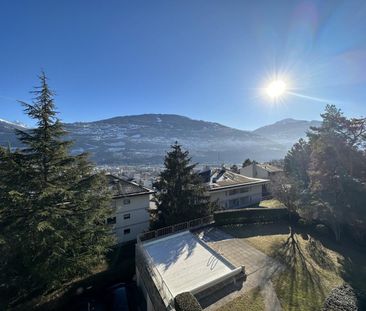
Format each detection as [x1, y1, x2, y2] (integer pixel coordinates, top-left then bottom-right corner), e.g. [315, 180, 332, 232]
[217, 287, 265, 311]
[222, 223, 366, 311]
[259, 199, 285, 208]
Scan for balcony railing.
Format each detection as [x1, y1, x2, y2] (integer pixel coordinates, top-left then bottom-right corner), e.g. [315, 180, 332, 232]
[137, 215, 214, 244]
[136, 215, 215, 309]
[136, 243, 175, 309]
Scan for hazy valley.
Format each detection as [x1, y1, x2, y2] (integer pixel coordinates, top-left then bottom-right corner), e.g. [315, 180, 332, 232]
[1, 114, 321, 164]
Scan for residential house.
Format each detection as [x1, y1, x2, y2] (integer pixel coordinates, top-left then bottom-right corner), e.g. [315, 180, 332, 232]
[239, 163, 283, 194]
[199, 168, 269, 209]
[240, 163, 283, 179]
[107, 174, 154, 244]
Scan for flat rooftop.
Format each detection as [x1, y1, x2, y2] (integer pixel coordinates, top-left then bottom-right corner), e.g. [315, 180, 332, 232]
[143, 231, 237, 297]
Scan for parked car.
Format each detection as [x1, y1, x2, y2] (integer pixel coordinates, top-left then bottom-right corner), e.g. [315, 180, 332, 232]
[71, 283, 135, 311]
[71, 297, 107, 311]
[105, 283, 130, 311]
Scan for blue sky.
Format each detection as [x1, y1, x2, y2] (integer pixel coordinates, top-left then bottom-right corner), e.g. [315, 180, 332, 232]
[1, 0, 366, 130]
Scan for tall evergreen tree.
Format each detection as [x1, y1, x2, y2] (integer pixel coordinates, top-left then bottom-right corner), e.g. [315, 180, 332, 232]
[0, 73, 114, 304]
[152, 143, 214, 228]
[281, 105, 366, 242]
[284, 138, 311, 188]
[307, 105, 366, 241]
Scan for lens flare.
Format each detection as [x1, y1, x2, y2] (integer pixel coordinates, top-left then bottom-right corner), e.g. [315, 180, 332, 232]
[266, 80, 287, 98]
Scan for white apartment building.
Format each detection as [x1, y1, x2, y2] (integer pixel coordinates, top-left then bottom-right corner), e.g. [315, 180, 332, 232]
[107, 174, 154, 244]
[199, 168, 269, 209]
[240, 163, 283, 194]
[240, 163, 283, 179]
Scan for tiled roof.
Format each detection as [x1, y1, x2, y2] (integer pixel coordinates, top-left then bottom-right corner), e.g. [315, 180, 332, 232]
[107, 174, 153, 197]
[199, 168, 269, 190]
[257, 164, 283, 173]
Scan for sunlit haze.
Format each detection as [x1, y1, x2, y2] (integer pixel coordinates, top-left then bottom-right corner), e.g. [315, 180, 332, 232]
[1, 1, 366, 130]
[266, 80, 287, 99]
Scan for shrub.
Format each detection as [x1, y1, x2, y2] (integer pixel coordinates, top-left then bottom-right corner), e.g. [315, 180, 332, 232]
[288, 211, 300, 223]
[322, 284, 358, 311]
[297, 218, 309, 227]
[214, 207, 288, 225]
[345, 223, 366, 246]
[315, 224, 330, 236]
[174, 292, 202, 311]
[297, 217, 318, 228]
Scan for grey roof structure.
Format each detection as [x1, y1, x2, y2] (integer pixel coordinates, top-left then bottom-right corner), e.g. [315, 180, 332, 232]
[199, 168, 269, 190]
[107, 174, 154, 198]
[257, 163, 283, 173]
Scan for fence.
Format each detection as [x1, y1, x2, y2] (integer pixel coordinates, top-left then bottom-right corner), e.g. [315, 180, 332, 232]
[136, 243, 175, 309]
[214, 207, 288, 225]
[137, 215, 214, 244]
[136, 215, 215, 309]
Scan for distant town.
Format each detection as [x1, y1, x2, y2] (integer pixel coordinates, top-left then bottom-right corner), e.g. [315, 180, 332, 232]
[2, 1, 366, 311]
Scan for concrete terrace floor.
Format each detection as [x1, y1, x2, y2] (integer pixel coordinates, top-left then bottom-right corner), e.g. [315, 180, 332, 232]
[143, 231, 237, 298]
[195, 227, 284, 311]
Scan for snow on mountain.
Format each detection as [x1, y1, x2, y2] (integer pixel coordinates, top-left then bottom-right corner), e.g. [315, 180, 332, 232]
[0, 118, 28, 147]
[0, 114, 322, 164]
[62, 114, 287, 164]
[0, 118, 29, 127]
[253, 118, 322, 149]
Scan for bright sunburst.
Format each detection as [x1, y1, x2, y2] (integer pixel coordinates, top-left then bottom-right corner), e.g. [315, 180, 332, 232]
[266, 80, 287, 98]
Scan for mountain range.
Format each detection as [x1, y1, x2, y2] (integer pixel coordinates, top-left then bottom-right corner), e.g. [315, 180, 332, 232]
[0, 114, 321, 165]
[253, 118, 322, 149]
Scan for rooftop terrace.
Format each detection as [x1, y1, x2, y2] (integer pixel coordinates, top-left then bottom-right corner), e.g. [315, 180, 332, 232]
[143, 231, 239, 297]
[136, 217, 245, 310]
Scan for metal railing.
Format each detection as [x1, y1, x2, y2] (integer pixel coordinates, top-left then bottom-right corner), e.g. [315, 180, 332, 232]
[137, 215, 215, 243]
[136, 215, 215, 309]
[136, 242, 175, 309]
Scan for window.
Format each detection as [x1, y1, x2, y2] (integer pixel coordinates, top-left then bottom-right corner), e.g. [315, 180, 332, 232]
[228, 198, 240, 208]
[123, 213, 131, 220]
[107, 216, 116, 225]
[124, 228, 131, 235]
[228, 189, 239, 196]
[123, 199, 131, 205]
[240, 196, 250, 205]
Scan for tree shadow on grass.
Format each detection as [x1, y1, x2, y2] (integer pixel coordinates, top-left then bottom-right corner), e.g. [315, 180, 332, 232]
[305, 237, 337, 271]
[306, 230, 366, 308]
[270, 232, 327, 310]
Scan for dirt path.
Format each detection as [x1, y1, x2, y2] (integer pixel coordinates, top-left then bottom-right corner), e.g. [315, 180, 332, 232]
[196, 227, 283, 311]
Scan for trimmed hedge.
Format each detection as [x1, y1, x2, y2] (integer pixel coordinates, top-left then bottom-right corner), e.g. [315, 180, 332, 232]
[315, 224, 330, 236]
[214, 207, 288, 225]
[174, 292, 202, 311]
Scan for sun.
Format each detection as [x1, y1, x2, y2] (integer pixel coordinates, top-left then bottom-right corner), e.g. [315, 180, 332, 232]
[266, 80, 287, 98]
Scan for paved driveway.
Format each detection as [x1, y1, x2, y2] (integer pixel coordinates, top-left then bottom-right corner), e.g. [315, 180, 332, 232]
[195, 227, 283, 311]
